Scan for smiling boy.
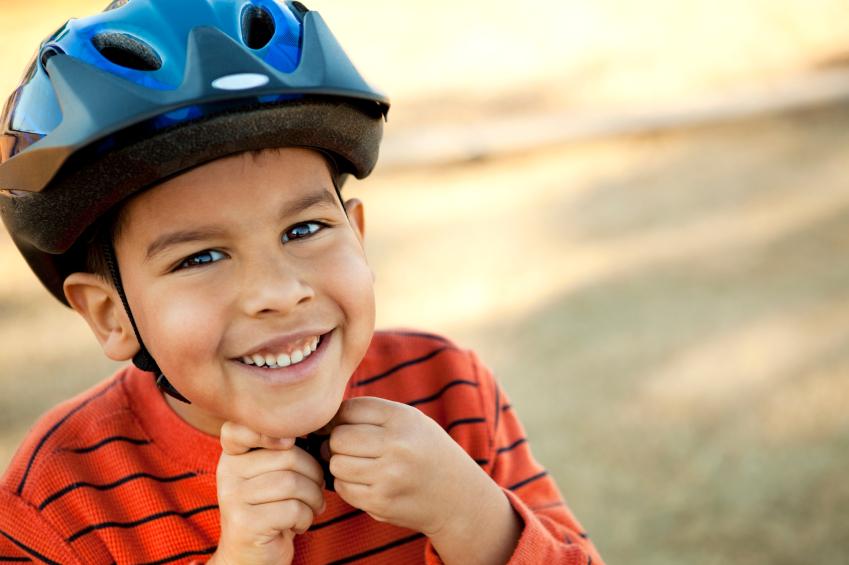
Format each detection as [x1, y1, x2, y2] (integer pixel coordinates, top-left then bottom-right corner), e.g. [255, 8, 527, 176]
[0, 1, 602, 564]
[92, 149, 376, 440]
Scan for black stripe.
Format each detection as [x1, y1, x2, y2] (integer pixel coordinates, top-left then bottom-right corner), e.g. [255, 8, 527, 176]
[588, 556, 593, 565]
[309, 509, 364, 531]
[0, 558, 31, 563]
[138, 546, 217, 565]
[579, 532, 590, 539]
[508, 470, 548, 491]
[67, 504, 218, 542]
[407, 379, 478, 406]
[0, 530, 59, 565]
[66, 436, 150, 454]
[496, 437, 527, 455]
[474, 458, 489, 466]
[355, 347, 451, 387]
[39, 472, 196, 510]
[501, 403, 512, 412]
[326, 532, 425, 565]
[494, 384, 501, 432]
[380, 331, 451, 344]
[17, 377, 123, 495]
[444, 417, 486, 434]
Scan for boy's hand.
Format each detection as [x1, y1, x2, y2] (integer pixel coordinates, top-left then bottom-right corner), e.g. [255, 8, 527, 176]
[208, 422, 326, 565]
[327, 398, 521, 564]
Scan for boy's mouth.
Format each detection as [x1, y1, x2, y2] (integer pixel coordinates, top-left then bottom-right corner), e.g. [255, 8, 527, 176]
[236, 333, 327, 369]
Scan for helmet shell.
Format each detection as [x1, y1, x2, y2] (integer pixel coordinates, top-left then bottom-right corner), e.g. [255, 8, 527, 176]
[0, 0, 389, 304]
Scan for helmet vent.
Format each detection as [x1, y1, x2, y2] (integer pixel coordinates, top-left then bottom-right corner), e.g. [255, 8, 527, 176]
[242, 5, 276, 50]
[102, 0, 131, 11]
[289, 2, 309, 22]
[92, 32, 162, 71]
[40, 45, 66, 73]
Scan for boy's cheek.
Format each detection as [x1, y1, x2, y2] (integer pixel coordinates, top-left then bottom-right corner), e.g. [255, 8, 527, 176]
[140, 292, 222, 366]
[324, 252, 376, 353]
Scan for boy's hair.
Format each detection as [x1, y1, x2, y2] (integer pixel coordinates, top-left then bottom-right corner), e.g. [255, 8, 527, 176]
[84, 210, 125, 283]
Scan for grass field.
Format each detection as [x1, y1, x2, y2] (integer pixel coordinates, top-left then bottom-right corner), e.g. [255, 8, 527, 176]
[2, 1, 849, 563]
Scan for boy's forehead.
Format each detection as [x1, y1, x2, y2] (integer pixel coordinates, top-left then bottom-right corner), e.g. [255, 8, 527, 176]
[138, 147, 334, 205]
[119, 148, 341, 237]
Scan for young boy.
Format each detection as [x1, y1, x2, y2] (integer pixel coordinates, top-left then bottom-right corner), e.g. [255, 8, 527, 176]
[0, 1, 603, 563]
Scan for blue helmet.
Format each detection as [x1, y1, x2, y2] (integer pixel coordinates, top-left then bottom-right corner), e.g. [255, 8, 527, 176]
[0, 0, 389, 304]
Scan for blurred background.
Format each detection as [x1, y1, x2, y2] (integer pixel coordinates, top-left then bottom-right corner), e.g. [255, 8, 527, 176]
[2, 1, 849, 563]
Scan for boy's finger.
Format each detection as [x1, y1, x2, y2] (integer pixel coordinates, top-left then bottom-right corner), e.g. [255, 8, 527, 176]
[328, 453, 378, 485]
[328, 424, 384, 458]
[333, 479, 373, 509]
[234, 446, 326, 486]
[243, 498, 316, 537]
[220, 421, 294, 455]
[243, 470, 327, 515]
[329, 397, 397, 427]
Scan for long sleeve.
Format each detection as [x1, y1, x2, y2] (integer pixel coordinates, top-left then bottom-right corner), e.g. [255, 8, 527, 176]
[0, 487, 85, 565]
[0, 370, 221, 564]
[453, 350, 604, 565]
[2, 332, 602, 564]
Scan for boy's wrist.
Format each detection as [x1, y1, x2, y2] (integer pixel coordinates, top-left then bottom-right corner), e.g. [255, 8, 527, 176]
[427, 476, 522, 565]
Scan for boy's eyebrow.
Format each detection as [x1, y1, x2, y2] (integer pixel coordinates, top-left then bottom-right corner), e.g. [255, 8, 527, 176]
[144, 186, 339, 261]
[280, 187, 339, 219]
[145, 227, 228, 261]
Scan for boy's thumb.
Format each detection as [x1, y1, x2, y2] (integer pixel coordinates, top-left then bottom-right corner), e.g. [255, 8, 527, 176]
[219, 421, 294, 455]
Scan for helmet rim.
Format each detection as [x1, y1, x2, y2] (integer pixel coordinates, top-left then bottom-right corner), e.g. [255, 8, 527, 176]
[1, 97, 383, 305]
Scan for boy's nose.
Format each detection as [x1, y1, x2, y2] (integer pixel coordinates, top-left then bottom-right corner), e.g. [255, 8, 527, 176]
[238, 258, 314, 316]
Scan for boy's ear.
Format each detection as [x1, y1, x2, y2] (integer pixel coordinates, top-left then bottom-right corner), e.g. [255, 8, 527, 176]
[344, 197, 366, 243]
[63, 272, 140, 362]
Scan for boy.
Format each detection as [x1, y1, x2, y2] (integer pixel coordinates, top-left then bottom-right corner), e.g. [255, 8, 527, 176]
[0, 1, 603, 563]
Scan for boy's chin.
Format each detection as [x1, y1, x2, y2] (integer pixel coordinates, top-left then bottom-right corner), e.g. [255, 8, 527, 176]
[248, 400, 340, 440]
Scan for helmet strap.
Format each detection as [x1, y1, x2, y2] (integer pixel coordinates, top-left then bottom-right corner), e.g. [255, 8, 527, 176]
[101, 241, 191, 404]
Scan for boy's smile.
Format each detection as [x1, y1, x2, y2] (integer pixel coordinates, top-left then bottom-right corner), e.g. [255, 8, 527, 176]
[111, 147, 375, 438]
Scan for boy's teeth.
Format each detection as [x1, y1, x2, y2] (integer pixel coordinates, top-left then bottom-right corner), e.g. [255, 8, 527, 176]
[241, 334, 324, 368]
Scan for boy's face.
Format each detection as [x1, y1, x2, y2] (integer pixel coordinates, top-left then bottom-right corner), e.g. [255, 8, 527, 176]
[113, 147, 374, 438]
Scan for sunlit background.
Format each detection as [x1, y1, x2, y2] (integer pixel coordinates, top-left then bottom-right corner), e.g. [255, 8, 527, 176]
[3, 1, 849, 563]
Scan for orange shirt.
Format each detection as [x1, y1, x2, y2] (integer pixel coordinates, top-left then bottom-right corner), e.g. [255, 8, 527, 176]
[0, 331, 602, 564]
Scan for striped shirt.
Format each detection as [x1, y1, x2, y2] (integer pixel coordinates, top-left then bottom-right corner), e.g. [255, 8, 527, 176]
[0, 331, 602, 564]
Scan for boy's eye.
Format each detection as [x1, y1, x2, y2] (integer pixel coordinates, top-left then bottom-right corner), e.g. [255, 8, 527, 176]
[176, 249, 227, 270]
[282, 221, 325, 242]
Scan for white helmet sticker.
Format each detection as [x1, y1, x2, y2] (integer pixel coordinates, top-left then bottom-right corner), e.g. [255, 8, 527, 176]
[211, 73, 270, 91]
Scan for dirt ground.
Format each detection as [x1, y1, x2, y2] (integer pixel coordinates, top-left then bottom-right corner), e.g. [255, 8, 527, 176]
[3, 102, 849, 563]
[2, 1, 849, 563]
[357, 104, 849, 565]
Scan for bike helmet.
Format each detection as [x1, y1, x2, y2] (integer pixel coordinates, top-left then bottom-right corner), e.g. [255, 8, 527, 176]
[0, 0, 389, 401]
[0, 0, 390, 306]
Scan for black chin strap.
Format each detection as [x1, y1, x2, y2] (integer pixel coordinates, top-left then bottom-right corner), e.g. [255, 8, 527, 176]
[102, 241, 191, 404]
